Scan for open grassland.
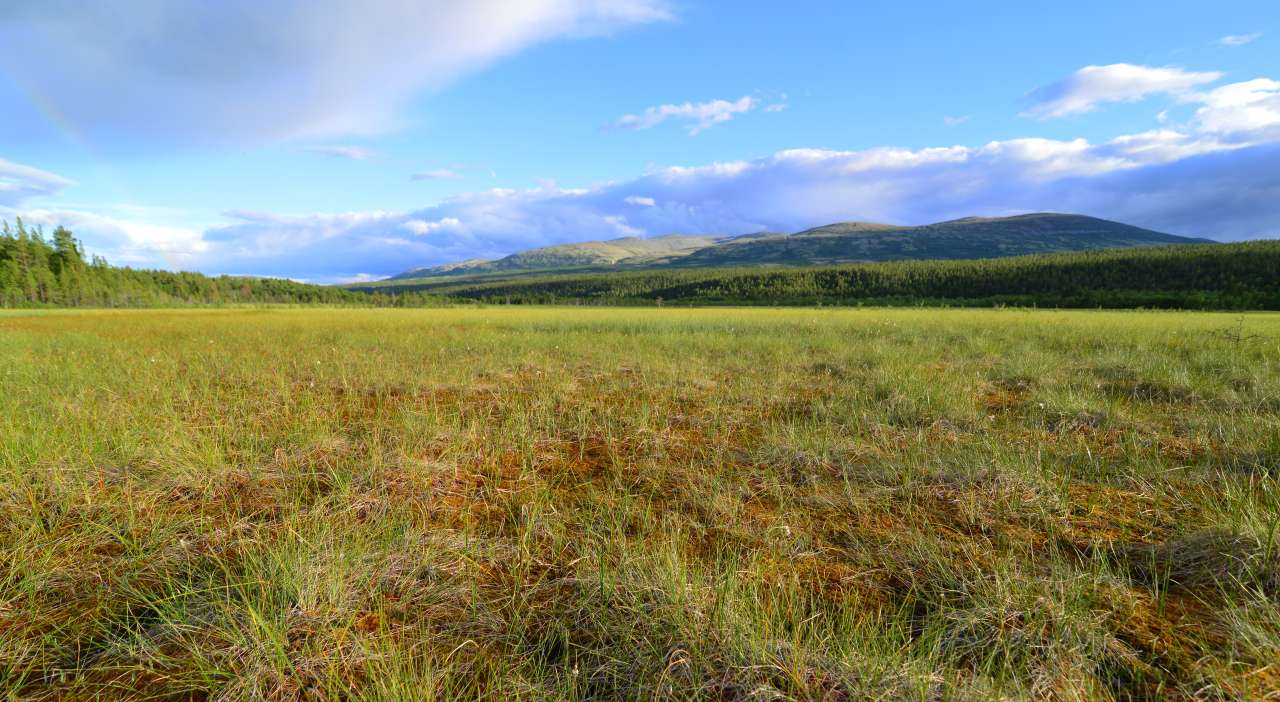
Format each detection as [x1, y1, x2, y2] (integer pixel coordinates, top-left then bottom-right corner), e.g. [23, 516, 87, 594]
[2, 307, 1280, 701]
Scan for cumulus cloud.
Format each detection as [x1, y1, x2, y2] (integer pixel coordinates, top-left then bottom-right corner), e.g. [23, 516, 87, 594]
[1216, 33, 1261, 47]
[0, 158, 77, 207]
[13, 68, 1280, 280]
[1189, 78, 1280, 139]
[21, 136, 1280, 280]
[411, 169, 463, 180]
[190, 210, 439, 279]
[0, 0, 669, 144]
[613, 96, 759, 135]
[8, 207, 209, 268]
[303, 145, 378, 160]
[1023, 64, 1222, 119]
[402, 217, 463, 234]
[110, 119, 1275, 279]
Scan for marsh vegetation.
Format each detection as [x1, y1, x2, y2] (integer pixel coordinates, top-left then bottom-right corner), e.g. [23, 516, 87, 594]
[2, 308, 1278, 700]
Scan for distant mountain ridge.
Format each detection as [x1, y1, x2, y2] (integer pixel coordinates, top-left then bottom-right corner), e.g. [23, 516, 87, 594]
[385, 213, 1213, 281]
[388, 234, 727, 280]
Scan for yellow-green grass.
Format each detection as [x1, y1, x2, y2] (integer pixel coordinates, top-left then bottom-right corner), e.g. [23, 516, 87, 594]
[2, 307, 1279, 701]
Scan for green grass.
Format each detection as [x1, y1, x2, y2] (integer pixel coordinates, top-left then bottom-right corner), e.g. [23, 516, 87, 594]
[2, 307, 1279, 700]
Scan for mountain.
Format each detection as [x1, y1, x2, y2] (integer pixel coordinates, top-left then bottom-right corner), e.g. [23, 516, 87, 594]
[384, 213, 1213, 281]
[672, 214, 1210, 267]
[354, 241, 1280, 310]
[388, 234, 724, 279]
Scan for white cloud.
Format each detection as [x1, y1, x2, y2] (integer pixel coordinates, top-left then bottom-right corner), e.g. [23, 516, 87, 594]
[764, 103, 788, 113]
[602, 214, 644, 236]
[0, 0, 670, 143]
[8, 207, 208, 268]
[335, 273, 381, 284]
[0, 158, 77, 206]
[613, 96, 759, 135]
[402, 217, 463, 235]
[303, 145, 378, 160]
[943, 115, 970, 126]
[1022, 63, 1222, 119]
[412, 169, 463, 180]
[131, 117, 1280, 278]
[1188, 78, 1280, 138]
[1101, 128, 1238, 163]
[1216, 33, 1262, 47]
[13, 68, 1280, 280]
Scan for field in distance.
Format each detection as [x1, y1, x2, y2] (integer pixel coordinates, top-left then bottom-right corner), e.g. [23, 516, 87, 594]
[3, 307, 1279, 699]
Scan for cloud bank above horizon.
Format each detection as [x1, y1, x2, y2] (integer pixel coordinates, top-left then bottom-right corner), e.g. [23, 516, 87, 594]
[4, 53, 1280, 282]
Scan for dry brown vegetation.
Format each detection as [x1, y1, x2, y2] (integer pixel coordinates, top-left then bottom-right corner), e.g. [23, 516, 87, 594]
[1, 307, 1278, 700]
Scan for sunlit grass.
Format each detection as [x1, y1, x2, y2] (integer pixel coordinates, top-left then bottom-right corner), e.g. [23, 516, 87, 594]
[2, 307, 1278, 700]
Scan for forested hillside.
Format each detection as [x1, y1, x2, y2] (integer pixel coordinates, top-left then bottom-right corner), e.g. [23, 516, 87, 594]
[0, 220, 437, 307]
[7, 219, 1278, 310]
[386, 213, 1208, 281]
[357, 240, 1280, 309]
[671, 213, 1210, 267]
[390, 234, 724, 279]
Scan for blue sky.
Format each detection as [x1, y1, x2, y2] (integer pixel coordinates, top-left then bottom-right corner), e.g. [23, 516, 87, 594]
[1, 1, 1277, 281]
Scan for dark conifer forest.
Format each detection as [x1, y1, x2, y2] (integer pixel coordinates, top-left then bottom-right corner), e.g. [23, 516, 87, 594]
[5, 219, 1279, 309]
[0, 219, 438, 307]
[355, 240, 1280, 310]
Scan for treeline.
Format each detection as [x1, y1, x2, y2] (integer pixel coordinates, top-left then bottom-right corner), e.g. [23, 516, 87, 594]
[8, 219, 1278, 310]
[0, 220, 442, 308]
[356, 241, 1280, 310]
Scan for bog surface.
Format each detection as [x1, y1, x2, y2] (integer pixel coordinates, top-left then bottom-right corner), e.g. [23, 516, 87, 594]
[2, 308, 1279, 700]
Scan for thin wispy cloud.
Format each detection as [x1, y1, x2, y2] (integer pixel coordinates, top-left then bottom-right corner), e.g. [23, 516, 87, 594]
[0, 0, 670, 144]
[613, 96, 759, 135]
[1022, 64, 1222, 119]
[624, 196, 656, 206]
[0, 158, 77, 207]
[943, 115, 970, 126]
[411, 169, 463, 180]
[303, 145, 378, 160]
[1217, 32, 1262, 47]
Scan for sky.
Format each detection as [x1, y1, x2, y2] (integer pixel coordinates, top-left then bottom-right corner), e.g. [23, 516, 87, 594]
[1, 0, 1278, 283]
